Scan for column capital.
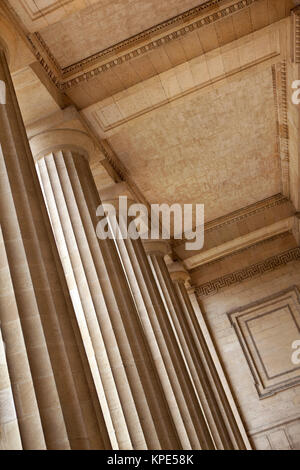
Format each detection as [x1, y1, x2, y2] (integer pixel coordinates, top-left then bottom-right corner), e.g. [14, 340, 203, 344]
[28, 106, 103, 162]
[99, 182, 150, 238]
[167, 261, 191, 285]
[29, 127, 97, 162]
[99, 182, 136, 206]
[143, 239, 171, 257]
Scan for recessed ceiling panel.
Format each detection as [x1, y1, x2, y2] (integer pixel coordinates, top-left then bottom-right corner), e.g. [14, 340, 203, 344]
[38, 0, 208, 67]
[105, 67, 281, 223]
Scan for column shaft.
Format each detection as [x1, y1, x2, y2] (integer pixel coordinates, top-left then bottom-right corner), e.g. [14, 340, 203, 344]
[0, 322, 22, 450]
[112, 215, 214, 449]
[147, 251, 245, 450]
[35, 149, 180, 450]
[173, 279, 247, 450]
[0, 47, 109, 450]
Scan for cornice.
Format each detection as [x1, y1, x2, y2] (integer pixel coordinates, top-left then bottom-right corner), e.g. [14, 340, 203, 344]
[22, 0, 261, 91]
[205, 195, 289, 233]
[272, 61, 290, 196]
[186, 220, 295, 271]
[172, 194, 289, 248]
[62, 0, 228, 75]
[31, 32, 61, 74]
[97, 139, 128, 182]
[292, 6, 300, 64]
[194, 246, 300, 298]
[27, 32, 62, 89]
[61, 0, 256, 76]
[189, 231, 291, 272]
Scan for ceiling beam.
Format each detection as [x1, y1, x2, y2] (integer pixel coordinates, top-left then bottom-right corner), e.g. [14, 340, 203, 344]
[183, 216, 296, 270]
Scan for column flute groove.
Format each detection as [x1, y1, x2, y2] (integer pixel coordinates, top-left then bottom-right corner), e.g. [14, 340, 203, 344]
[171, 267, 248, 450]
[145, 244, 247, 450]
[31, 135, 181, 450]
[100, 193, 215, 450]
[0, 41, 110, 450]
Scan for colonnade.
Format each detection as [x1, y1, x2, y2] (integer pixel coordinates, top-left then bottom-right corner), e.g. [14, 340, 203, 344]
[0, 35, 247, 450]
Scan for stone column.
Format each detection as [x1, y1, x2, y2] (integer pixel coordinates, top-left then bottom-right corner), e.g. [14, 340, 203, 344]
[145, 242, 247, 450]
[30, 130, 180, 450]
[186, 287, 252, 450]
[169, 262, 250, 450]
[99, 184, 214, 450]
[0, 323, 22, 450]
[0, 42, 109, 449]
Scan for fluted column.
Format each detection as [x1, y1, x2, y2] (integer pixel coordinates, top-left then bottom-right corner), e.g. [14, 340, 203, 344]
[145, 241, 247, 450]
[31, 131, 180, 450]
[0, 42, 109, 449]
[169, 262, 250, 450]
[0, 323, 22, 450]
[100, 185, 214, 450]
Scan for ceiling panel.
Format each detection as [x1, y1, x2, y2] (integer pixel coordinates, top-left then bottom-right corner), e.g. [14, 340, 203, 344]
[37, 0, 208, 67]
[102, 67, 281, 223]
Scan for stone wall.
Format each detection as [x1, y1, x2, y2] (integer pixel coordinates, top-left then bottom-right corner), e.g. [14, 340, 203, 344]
[196, 259, 300, 450]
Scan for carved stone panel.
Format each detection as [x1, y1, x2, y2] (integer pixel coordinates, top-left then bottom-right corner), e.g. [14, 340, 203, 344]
[228, 286, 300, 398]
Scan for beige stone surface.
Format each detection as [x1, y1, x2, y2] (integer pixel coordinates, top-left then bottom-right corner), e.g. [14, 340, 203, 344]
[287, 12, 300, 211]
[106, 207, 215, 449]
[12, 67, 60, 125]
[0, 326, 22, 450]
[37, 0, 207, 67]
[32, 134, 182, 450]
[0, 38, 110, 450]
[196, 259, 300, 449]
[184, 216, 295, 270]
[82, 23, 283, 127]
[1, 0, 300, 452]
[100, 66, 280, 224]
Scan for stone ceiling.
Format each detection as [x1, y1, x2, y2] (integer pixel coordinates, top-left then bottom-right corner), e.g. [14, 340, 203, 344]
[97, 67, 281, 223]
[38, 0, 206, 68]
[7, 0, 206, 33]
[2, 0, 296, 241]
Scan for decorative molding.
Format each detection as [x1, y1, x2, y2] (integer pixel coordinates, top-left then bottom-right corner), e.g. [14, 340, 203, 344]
[62, 0, 259, 77]
[189, 231, 292, 272]
[97, 140, 152, 209]
[91, 49, 281, 133]
[292, 7, 300, 64]
[272, 61, 290, 197]
[98, 139, 128, 182]
[26, 33, 62, 89]
[33, 32, 61, 73]
[62, 0, 227, 74]
[248, 414, 300, 437]
[205, 196, 289, 233]
[23, 0, 261, 90]
[250, 417, 300, 450]
[228, 286, 300, 398]
[194, 247, 300, 297]
[172, 194, 289, 248]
